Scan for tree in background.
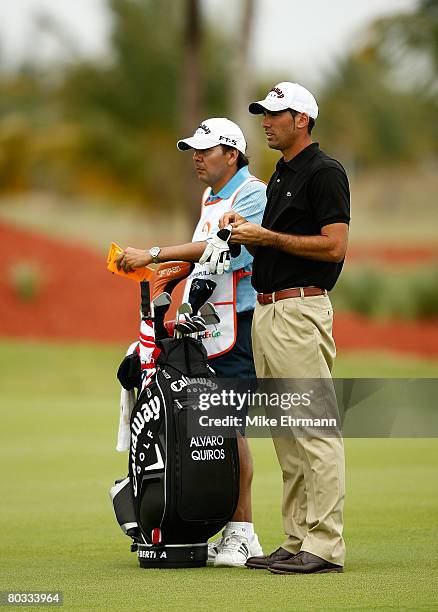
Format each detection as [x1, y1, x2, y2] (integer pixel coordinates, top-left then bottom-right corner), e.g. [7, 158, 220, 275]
[369, 0, 438, 94]
[316, 0, 438, 174]
[180, 0, 204, 222]
[230, 0, 257, 148]
[0, 0, 436, 207]
[0, 0, 232, 214]
[61, 0, 237, 215]
[316, 50, 434, 172]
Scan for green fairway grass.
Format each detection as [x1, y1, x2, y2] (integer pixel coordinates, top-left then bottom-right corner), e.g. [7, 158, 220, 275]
[333, 351, 438, 377]
[1, 341, 437, 611]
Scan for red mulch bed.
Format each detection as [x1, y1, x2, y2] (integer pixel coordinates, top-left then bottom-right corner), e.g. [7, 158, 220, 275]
[347, 245, 438, 265]
[333, 312, 438, 358]
[1, 222, 139, 343]
[1, 222, 437, 357]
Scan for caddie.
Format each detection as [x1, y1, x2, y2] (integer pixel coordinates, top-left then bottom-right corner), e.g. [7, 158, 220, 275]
[117, 117, 267, 567]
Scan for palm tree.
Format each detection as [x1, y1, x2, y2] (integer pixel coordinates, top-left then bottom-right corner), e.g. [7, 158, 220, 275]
[366, 0, 438, 94]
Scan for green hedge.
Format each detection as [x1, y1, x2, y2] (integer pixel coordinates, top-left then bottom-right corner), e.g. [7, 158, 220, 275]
[332, 266, 438, 319]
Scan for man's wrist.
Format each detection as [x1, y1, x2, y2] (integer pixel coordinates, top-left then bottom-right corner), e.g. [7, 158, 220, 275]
[262, 228, 278, 248]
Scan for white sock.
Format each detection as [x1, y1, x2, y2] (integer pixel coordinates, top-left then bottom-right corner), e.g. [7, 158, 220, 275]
[243, 522, 255, 541]
[226, 521, 254, 541]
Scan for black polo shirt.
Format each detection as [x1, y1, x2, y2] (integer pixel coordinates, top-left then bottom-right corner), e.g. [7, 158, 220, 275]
[252, 143, 350, 293]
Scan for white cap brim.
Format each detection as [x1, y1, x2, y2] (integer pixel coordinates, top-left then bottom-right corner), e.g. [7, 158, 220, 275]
[248, 99, 290, 114]
[177, 136, 221, 151]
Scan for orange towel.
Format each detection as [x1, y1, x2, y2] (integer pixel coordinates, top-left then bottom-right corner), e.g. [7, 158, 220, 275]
[107, 242, 155, 283]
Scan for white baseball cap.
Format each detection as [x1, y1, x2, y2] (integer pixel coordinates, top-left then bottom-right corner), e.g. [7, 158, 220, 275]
[249, 82, 318, 120]
[177, 117, 247, 154]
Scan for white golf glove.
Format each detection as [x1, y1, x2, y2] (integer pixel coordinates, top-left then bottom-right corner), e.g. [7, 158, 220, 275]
[199, 226, 233, 274]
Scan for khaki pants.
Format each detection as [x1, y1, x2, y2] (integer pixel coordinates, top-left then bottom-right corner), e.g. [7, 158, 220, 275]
[252, 294, 346, 566]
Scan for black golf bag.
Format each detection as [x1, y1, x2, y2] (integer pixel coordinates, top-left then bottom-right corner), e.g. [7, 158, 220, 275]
[110, 281, 240, 568]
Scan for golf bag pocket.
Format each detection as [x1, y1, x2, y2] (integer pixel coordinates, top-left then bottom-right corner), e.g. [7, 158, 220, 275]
[173, 399, 239, 523]
[110, 477, 140, 540]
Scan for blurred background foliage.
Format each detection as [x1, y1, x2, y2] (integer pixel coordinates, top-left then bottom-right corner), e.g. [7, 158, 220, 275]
[332, 265, 438, 320]
[0, 0, 437, 321]
[0, 0, 233, 212]
[318, 0, 438, 171]
[0, 0, 437, 207]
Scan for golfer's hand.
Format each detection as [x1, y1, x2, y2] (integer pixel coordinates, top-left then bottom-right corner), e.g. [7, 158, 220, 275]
[229, 222, 271, 246]
[117, 247, 151, 272]
[218, 211, 247, 229]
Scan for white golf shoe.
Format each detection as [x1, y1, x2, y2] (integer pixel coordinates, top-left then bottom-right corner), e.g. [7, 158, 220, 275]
[210, 530, 263, 568]
[207, 535, 224, 564]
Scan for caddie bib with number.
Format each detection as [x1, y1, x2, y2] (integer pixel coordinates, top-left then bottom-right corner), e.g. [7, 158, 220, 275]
[182, 177, 261, 358]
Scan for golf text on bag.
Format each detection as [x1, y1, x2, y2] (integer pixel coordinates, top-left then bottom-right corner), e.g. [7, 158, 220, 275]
[190, 436, 226, 461]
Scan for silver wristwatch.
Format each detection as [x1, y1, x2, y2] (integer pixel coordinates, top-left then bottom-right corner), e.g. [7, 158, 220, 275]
[149, 246, 161, 264]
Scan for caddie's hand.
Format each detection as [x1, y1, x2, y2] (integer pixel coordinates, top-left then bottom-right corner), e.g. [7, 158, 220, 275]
[117, 247, 151, 272]
[218, 211, 247, 229]
[229, 222, 271, 246]
[199, 226, 232, 274]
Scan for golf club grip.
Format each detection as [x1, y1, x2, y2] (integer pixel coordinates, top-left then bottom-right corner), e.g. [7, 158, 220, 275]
[153, 306, 170, 340]
[140, 281, 151, 320]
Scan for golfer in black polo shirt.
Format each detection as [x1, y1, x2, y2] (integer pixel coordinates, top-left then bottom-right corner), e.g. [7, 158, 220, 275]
[219, 82, 350, 574]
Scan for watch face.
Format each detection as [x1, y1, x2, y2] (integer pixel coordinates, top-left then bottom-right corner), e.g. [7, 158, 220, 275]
[150, 247, 160, 257]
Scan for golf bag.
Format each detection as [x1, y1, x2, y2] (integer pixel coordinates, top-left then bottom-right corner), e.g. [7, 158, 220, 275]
[110, 280, 240, 568]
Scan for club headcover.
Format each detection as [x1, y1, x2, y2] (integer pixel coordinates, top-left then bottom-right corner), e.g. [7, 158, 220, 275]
[152, 261, 195, 300]
[188, 278, 217, 314]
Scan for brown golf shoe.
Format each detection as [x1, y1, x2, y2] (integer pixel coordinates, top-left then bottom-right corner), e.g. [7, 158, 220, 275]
[269, 551, 343, 574]
[245, 547, 295, 569]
